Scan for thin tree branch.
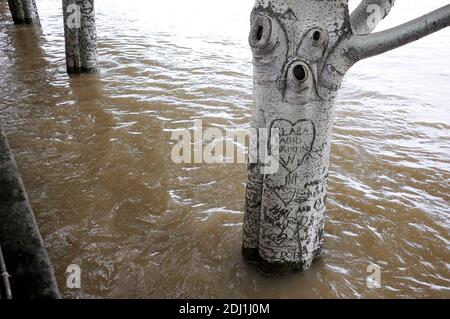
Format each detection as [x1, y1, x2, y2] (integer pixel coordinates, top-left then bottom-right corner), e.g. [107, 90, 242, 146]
[351, 0, 396, 35]
[349, 5, 450, 61]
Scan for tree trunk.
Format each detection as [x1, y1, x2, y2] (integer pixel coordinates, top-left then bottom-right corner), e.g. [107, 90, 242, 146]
[242, 0, 450, 275]
[63, 0, 80, 74]
[7, 0, 40, 25]
[62, 0, 98, 74]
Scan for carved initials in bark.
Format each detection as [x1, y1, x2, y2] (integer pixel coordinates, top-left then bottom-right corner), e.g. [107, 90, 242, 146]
[268, 119, 316, 174]
[242, 0, 450, 275]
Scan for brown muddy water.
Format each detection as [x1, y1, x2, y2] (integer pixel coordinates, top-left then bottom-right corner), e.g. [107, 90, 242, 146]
[0, 0, 449, 298]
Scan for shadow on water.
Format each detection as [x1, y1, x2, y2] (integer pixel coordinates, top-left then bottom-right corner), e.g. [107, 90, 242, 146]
[54, 75, 173, 298]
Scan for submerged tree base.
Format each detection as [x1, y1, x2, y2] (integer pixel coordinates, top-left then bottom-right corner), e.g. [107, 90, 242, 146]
[67, 65, 98, 75]
[242, 246, 323, 276]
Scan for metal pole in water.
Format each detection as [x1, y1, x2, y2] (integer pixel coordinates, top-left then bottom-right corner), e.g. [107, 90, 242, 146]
[0, 244, 12, 300]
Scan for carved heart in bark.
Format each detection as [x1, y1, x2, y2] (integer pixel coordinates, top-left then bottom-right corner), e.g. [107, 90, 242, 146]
[268, 119, 316, 173]
[267, 186, 297, 207]
[268, 232, 288, 246]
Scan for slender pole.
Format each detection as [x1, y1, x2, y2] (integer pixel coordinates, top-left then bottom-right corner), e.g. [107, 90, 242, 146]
[0, 245, 12, 300]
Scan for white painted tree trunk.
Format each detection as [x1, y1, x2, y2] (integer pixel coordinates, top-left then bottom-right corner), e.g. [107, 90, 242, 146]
[242, 0, 450, 275]
[7, 0, 40, 25]
[62, 0, 98, 74]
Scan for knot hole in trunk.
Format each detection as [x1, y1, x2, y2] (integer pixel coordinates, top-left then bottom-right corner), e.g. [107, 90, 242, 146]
[249, 15, 274, 51]
[292, 64, 308, 83]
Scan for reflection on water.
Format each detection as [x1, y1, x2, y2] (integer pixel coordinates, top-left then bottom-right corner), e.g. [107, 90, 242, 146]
[0, 0, 449, 298]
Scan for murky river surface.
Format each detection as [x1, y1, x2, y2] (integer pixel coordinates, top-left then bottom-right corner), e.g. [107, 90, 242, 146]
[1, 0, 449, 298]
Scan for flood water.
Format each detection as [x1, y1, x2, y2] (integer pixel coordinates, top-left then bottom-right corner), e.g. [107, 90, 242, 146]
[0, 0, 449, 298]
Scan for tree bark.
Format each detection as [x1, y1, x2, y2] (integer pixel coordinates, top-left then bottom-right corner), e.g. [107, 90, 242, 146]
[243, 0, 450, 275]
[62, 0, 98, 74]
[7, 0, 40, 25]
[350, 0, 395, 35]
[78, 0, 98, 73]
[63, 0, 81, 74]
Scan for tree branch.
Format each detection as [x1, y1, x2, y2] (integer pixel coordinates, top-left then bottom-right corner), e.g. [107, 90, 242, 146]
[350, 0, 396, 35]
[349, 5, 450, 61]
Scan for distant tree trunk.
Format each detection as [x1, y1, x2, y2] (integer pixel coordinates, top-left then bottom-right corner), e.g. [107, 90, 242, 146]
[63, 0, 80, 73]
[62, 0, 98, 74]
[7, 0, 40, 25]
[242, 0, 450, 275]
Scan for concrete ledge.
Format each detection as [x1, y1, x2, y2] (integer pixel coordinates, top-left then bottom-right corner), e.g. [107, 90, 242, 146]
[0, 125, 60, 299]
